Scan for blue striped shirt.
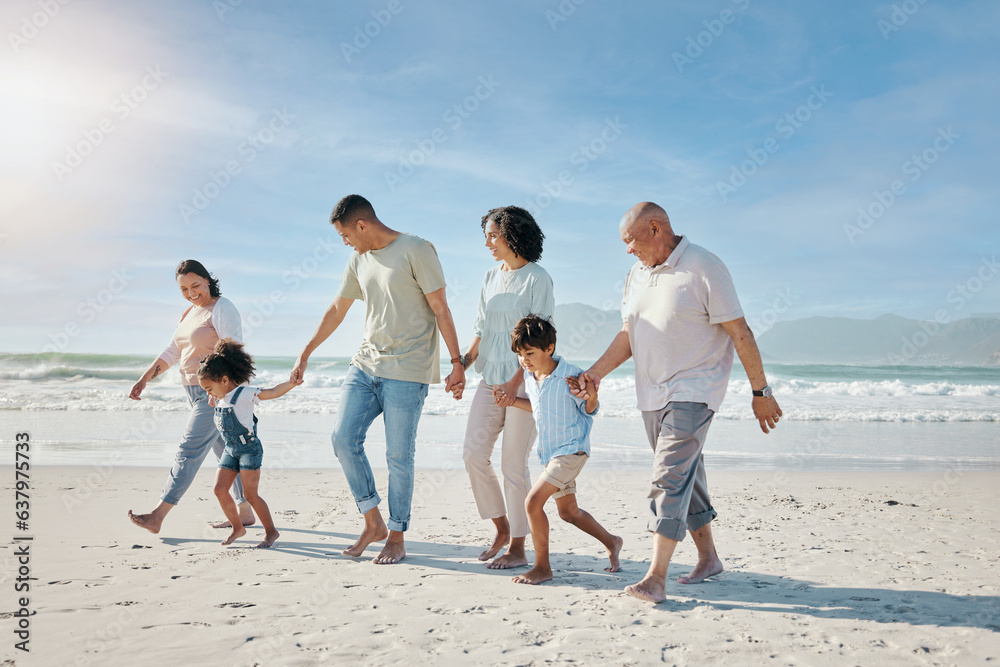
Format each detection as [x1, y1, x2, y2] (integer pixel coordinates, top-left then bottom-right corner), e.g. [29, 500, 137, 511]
[523, 356, 597, 464]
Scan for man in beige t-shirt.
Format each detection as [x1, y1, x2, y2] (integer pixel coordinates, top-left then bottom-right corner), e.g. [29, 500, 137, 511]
[572, 201, 783, 603]
[292, 194, 465, 565]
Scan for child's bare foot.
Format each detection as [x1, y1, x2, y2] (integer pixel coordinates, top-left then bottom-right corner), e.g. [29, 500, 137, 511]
[212, 504, 257, 529]
[487, 551, 529, 569]
[511, 566, 552, 585]
[128, 510, 161, 534]
[677, 555, 723, 584]
[478, 529, 510, 561]
[256, 530, 280, 549]
[625, 574, 666, 603]
[373, 536, 405, 565]
[605, 535, 623, 572]
[343, 521, 388, 558]
[221, 525, 247, 545]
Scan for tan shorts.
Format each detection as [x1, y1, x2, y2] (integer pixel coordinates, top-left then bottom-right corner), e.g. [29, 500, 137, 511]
[539, 452, 588, 499]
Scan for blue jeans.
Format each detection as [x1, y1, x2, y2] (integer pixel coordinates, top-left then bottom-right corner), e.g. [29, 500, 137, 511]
[332, 366, 428, 532]
[161, 385, 245, 505]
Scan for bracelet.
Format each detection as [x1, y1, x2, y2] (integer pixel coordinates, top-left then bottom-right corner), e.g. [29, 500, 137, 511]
[450, 356, 463, 365]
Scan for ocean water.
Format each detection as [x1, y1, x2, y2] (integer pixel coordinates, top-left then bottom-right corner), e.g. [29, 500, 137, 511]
[1, 353, 998, 471]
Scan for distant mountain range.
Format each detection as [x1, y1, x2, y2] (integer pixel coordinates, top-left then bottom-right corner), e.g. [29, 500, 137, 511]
[553, 304, 1000, 366]
[757, 314, 1000, 365]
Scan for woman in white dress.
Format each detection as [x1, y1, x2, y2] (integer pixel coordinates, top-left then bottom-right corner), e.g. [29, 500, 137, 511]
[450, 206, 554, 569]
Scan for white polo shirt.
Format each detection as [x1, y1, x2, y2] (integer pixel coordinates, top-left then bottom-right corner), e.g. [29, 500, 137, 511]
[622, 236, 744, 413]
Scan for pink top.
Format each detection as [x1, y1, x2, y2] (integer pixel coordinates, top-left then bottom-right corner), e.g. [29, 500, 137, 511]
[159, 297, 243, 386]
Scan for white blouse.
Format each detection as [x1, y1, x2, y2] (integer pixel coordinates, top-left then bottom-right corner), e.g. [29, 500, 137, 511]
[473, 262, 554, 385]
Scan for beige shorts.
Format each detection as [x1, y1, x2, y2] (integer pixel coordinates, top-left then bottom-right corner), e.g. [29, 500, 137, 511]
[539, 452, 588, 499]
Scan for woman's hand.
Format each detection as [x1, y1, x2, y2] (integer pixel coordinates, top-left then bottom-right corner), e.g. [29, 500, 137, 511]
[129, 379, 146, 401]
[493, 379, 518, 408]
[445, 365, 466, 400]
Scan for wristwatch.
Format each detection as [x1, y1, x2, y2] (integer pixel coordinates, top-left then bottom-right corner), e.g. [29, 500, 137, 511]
[752, 386, 773, 398]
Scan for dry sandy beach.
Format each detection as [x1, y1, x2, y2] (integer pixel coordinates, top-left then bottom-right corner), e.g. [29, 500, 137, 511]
[3, 466, 998, 666]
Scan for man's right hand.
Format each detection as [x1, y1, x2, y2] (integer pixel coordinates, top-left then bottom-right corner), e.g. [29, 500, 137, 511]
[567, 370, 601, 400]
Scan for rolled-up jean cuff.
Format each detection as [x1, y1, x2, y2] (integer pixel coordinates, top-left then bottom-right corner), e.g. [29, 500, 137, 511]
[688, 507, 717, 533]
[386, 518, 408, 532]
[648, 516, 688, 541]
[355, 491, 381, 516]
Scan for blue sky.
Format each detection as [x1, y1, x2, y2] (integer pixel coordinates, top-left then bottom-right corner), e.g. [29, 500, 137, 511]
[2, 0, 998, 356]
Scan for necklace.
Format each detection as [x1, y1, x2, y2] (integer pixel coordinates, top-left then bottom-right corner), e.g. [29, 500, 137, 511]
[499, 265, 518, 291]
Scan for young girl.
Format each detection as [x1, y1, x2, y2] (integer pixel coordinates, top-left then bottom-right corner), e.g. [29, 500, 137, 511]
[197, 338, 299, 547]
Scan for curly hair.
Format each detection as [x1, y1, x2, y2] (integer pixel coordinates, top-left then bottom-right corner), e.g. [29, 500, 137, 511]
[175, 259, 221, 298]
[198, 338, 256, 385]
[481, 206, 544, 263]
[510, 314, 557, 353]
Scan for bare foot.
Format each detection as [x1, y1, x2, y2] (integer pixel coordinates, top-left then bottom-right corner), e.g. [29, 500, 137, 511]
[221, 525, 247, 545]
[487, 551, 528, 569]
[677, 555, 723, 584]
[479, 529, 511, 561]
[373, 538, 405, 565]
[212, 505, 257, 529]
[128, 510, 162, 535]
[605, 535, 624, 573]
[256, 530, 280, 549]
[343, 521, 389, 558]
[625, 575, 667, 603]
[511, 566, 553, 585]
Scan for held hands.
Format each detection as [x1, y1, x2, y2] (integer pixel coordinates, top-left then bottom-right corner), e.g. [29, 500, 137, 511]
[445, 365, 466, 401]
[753, 396, 783, 434]
[567, 371, 600, 400]
[290, 355, 308, 385]
[492, 379, 518, 408]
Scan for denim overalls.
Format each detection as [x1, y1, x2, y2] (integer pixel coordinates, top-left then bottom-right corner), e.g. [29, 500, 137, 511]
[215, 386, 264, 471]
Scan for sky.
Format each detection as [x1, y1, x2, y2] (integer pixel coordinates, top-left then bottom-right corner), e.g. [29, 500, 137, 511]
[2, 0, 999, 357]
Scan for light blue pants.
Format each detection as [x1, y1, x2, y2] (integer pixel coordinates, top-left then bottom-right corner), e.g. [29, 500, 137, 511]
[160, 384, 245, 506]
[332, 366, 428, 532]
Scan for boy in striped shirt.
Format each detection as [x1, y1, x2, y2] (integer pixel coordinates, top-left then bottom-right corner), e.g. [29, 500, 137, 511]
[502, 315, 623, 585]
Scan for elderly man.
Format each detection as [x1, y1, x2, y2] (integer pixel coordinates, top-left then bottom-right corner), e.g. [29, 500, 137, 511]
[572, 201, 781, 603]
[292, 194, 465, 565]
